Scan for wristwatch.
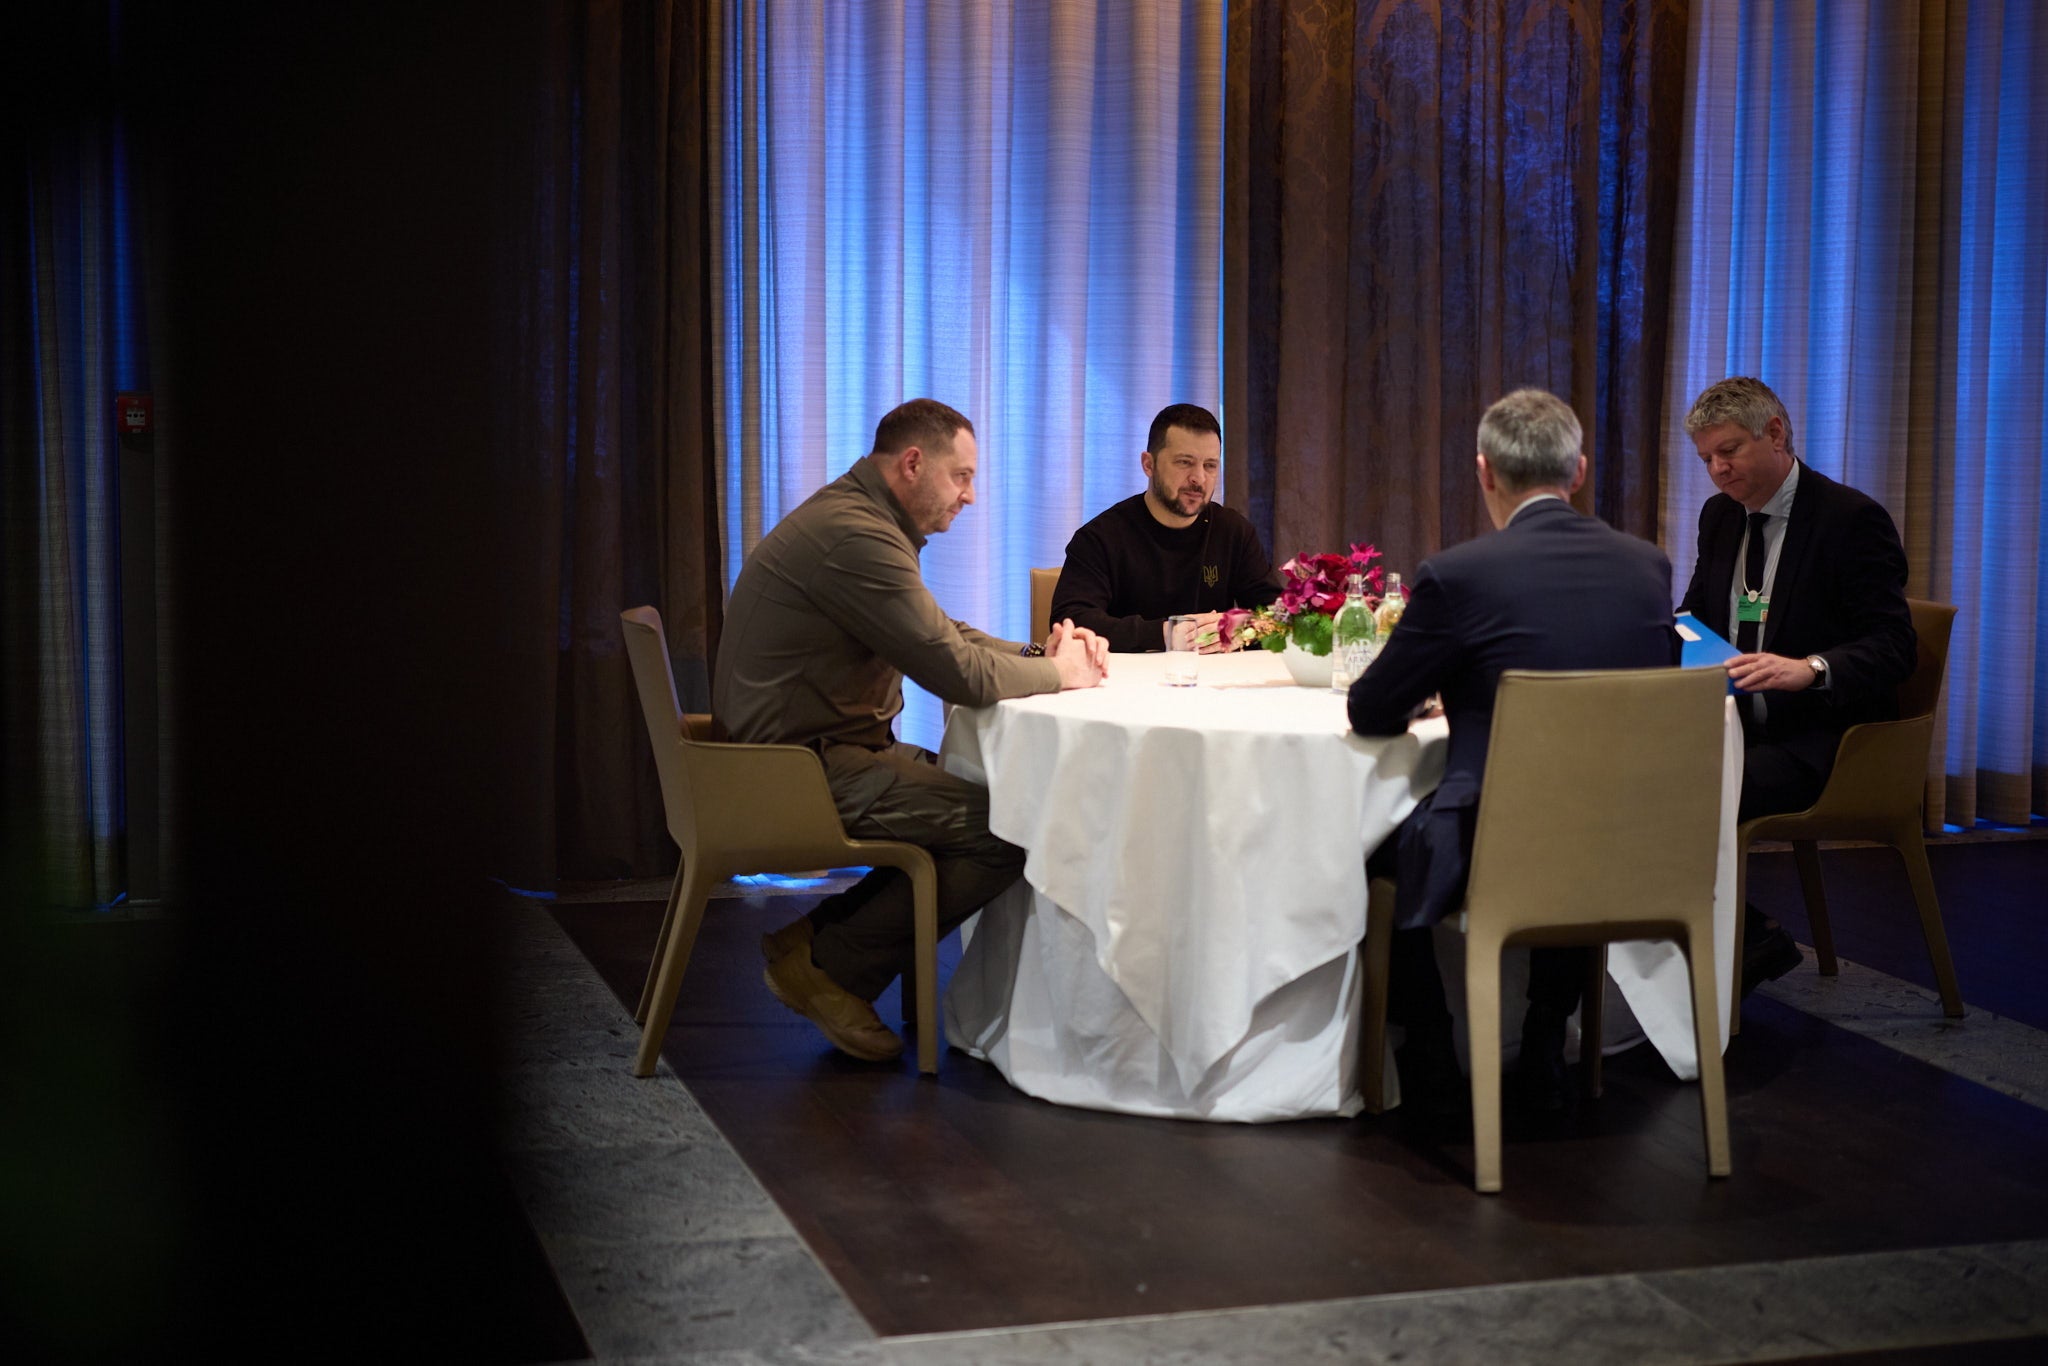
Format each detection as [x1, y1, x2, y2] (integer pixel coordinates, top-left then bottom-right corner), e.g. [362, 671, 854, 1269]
[1805, 654, 1829, 687]
[1020, 642, 1045, 658]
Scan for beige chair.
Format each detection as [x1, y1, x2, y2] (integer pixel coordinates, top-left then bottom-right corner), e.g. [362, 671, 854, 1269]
[1361, 667, 1732, 1194]
[1029, 567, 1059, 644]
[1730, 599, 1963, 1034]
[619, 606, 941, 1077]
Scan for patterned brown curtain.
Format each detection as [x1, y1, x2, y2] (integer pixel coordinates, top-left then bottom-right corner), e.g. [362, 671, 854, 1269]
[1224, 0, 1690, 573]
[496, 0, 726, 885]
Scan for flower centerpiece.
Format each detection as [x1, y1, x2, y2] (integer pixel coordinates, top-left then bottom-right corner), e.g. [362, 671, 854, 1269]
[1218, 543, 1387, 687]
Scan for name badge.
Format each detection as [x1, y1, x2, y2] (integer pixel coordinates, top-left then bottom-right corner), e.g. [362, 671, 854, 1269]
[1737, 594, 1769, 625]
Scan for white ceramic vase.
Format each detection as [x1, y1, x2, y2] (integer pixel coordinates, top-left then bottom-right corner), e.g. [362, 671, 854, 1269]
[1280, 637, 1333, 688]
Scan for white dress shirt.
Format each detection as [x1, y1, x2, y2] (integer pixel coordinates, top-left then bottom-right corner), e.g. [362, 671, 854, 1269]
[1728, 459, 1803, 720]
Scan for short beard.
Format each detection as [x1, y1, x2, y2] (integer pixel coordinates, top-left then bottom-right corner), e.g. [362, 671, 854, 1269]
[1149, 478, 1202, 518]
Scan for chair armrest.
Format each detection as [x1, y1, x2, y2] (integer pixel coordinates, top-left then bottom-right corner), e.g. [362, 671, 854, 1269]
[1747, 713, 1933, 838]
[1821, 714, 1934, 808]
[679, 739, 854, 863]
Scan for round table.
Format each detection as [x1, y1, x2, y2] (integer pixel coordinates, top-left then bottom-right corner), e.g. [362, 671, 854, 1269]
[939, 648, 1736, 1121]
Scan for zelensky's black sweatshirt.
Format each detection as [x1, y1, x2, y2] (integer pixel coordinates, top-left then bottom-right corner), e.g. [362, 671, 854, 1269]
[1050, 494, 1282, 653]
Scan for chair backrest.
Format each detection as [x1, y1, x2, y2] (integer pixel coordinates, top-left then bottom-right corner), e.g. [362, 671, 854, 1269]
[1899, 599, 1958, 720]
[620, 606, 695, 848]
[621, 604, 854, 871]
[1464, 668, 1726, 936]
[1029, 567, 1059, 644]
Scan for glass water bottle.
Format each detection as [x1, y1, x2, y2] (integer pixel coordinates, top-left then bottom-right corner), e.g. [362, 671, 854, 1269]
[1375, 571, 1406, 635]
[1330, 573, 1378, 692]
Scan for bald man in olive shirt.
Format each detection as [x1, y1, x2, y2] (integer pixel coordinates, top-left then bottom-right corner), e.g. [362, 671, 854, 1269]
[715, 398, 1106, 1063]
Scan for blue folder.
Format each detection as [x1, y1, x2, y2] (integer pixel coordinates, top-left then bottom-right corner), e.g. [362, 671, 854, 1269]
[1676, 612, 1739, 692]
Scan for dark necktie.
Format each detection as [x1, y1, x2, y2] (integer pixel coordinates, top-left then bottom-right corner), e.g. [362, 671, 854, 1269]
[1737, 511, 1769, 652]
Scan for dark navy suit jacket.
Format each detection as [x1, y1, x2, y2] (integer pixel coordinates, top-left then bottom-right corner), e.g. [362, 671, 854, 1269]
[1677, 461, 1915, 772]
[1348, 498, 1679, 929]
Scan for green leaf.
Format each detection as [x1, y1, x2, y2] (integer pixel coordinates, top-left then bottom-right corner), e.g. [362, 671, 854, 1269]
[1291, 612, 1333, 656]
[1260, 631, 1287, 654]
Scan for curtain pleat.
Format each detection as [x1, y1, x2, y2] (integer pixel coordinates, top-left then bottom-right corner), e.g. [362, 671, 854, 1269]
[497, 0, 728, 884]
[2, 61, 138, 910]
[1666, 0, 2048, 828]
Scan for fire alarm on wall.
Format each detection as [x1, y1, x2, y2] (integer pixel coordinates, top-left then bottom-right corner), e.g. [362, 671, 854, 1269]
[116, 392, 153, 435]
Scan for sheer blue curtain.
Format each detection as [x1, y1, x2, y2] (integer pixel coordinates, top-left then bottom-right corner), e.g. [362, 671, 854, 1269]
[1663, 0, 2048, 827]
[1946, 0, 2048, 826]
[715, 0, 1223, 749]
[2, 45, 153, 909]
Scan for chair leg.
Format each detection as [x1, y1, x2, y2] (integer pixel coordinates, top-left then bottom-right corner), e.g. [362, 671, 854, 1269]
[634, 866, 711, 1078]
[1731, 835, 1751, 1037]
[1687, 923, 1732, 1178]
[1360, 878, 1397, 1114]
[1895, 831, 1965, 1019]
[911, 864, 940, 1076]
[635, 859, 689, 1025]
[1792, 840, 1837, 976]
[1580, 944, 1606, 1100]
[1465, 927, 1506, 1194]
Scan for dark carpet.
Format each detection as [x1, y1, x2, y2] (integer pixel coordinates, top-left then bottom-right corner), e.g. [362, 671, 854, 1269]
[1749, 836, 2048, 1030]
[553, 839, 2048, 1339]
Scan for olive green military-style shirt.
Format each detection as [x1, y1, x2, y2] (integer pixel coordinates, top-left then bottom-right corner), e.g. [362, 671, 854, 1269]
[712, 455, 1061, 749]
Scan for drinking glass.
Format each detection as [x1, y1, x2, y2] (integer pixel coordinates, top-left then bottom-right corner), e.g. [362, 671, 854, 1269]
[1163, 618, 1199, 686]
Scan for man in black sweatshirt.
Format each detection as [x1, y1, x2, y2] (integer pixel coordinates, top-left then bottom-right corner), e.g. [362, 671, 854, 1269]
[1050, 403, 1282, 653]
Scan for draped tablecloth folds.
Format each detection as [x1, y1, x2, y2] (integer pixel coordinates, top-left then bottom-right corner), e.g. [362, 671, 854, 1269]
[940, 649, 1739, 1122]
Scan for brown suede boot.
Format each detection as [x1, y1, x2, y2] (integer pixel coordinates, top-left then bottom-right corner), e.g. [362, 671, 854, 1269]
[760, 914, 814, 964]
[763, 944, 903, 1062]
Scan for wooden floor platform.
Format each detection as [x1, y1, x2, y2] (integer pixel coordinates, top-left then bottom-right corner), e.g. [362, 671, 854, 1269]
[552, 838, 2048, 1340]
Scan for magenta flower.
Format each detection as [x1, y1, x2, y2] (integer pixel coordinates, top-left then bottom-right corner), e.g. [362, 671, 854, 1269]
[1253, 540, 1387, 648]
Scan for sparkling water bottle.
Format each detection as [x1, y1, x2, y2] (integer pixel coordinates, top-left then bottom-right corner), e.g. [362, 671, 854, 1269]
[1330, 573, 1377, 692]
[1376, 571, 1406, 635]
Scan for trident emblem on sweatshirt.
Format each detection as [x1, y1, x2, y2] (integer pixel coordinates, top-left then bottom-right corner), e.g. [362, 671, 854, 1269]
[1202, 564, 1220, 587]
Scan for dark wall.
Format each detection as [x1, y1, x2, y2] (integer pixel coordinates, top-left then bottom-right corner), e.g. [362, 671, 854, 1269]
[5, 4, 567, 1358]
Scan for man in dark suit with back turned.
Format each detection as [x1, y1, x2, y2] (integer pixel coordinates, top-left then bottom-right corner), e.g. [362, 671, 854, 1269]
[1350, 389, 1680, 1115]
[1678, 376, 1916, 995]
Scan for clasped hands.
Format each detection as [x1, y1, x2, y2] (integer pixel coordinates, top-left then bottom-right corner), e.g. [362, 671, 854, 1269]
[1045, 618, 1111, 689]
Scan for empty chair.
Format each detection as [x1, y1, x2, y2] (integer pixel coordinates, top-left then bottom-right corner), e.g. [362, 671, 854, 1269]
[1030, 567, 1058, 644]
[618, 605, 941, 1076]
[1731, 600, 1963, 1033]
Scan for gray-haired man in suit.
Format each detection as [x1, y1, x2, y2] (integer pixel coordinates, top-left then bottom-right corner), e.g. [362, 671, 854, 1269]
[1678, 376, 1916, 996]
[1350, 388, 1678, 1114]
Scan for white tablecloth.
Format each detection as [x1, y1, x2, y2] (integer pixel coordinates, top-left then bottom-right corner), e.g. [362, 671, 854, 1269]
[940, 649, 1738, 1122]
